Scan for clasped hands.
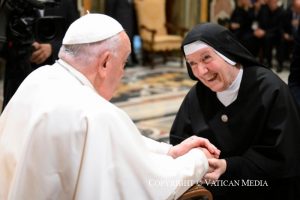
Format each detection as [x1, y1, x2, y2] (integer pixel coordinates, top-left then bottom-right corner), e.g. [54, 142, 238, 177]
[168, 136, 226, 181]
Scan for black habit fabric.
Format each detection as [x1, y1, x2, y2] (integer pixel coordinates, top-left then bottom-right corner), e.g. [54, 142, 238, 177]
[170, 23, 300, 200]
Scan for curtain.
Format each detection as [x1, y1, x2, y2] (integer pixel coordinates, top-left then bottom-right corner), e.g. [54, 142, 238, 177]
[167, 0, 208, 30]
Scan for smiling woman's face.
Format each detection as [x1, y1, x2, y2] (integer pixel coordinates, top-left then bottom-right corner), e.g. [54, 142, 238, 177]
[186, 47, 240, 92]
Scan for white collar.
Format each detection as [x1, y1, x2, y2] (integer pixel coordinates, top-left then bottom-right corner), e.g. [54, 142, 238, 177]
[217, 68, 243, 106]
[56, 59, 96, 92]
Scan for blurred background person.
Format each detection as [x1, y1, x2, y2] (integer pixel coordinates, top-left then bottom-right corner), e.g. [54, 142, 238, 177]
[31, 0, 80, 68]
[229, 0, 254, 55]
[105, 0, 138, 67]
[277, 0, 300, 72]
[288, 21, 300, 105]
[1, 0, 79, 110]
[250, 0, 283, 68]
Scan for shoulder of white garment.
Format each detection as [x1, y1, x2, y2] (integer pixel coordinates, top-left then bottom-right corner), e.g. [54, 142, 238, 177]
[22, 62, 129, 122]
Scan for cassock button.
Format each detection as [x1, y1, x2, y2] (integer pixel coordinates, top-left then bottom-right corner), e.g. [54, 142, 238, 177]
[221, 114, 228, 123]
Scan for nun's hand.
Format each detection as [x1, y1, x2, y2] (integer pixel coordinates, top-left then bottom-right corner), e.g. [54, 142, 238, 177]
[203, 158, 227, 181]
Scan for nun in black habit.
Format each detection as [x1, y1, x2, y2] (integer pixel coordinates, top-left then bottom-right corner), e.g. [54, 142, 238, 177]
[170, 23, 300, 200]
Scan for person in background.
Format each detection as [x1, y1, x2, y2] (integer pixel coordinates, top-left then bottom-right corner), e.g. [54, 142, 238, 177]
[2, 0, 79, 110]
[247, 0, 265, 55]
[277, 0, 300, 72]
[0, 14, 220, 200]
[105, 0, 138, 66]
[229, 0, 254, 51]
[31, 0, 80, 67]
[170, 22, 300, 200]
[252, 0, 266, 17]
[251, 0, 283, 68]
[289, 22, 300, 105]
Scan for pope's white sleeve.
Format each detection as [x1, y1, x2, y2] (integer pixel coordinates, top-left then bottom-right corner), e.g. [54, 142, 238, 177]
[145, 148, 208, 200]
[142, 135, 172, 155]
[169, 148, 209, 199]
[75, 108, 209, 200]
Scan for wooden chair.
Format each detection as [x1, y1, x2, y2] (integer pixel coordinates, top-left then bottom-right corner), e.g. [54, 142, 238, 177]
[179, 184, 213, 200]
[133, 0, 186, 68]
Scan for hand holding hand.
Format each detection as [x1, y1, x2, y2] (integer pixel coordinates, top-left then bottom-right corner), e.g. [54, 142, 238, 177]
[31, 42, 52, 64]
[199, 147, 217, 159]
[168, 136, 220, 159]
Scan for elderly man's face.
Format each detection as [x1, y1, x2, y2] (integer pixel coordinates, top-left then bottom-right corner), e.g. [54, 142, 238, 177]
[186, 47, 240, 92]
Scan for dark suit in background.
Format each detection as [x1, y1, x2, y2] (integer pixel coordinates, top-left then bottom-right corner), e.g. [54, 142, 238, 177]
[289, 23, 300, 105]
[255, 3, 284, 68]
[105, 0, 138, 65]
[2, 0, 79, 110]
[42, 0, 80, 65]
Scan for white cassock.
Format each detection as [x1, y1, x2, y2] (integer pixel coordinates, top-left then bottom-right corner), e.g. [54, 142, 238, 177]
[0, 59, 208, 200]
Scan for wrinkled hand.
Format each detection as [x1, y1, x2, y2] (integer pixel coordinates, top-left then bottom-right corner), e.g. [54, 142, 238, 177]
[31, 42, 52, 64]
[168, 136, 220, 159]
[199, 147, 217, 159]
[203, 158, 227, 181]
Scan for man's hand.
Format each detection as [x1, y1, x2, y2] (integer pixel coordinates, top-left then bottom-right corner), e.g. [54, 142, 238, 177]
[230, 22, 240, 30]
[203, 158, 227, 181]
[254, 28, 265, 38]
[31, 42, 52, 65]
[168, 136, 220, 159]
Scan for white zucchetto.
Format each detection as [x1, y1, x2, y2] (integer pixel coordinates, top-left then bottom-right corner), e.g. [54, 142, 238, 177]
[62, 13, 124, 45]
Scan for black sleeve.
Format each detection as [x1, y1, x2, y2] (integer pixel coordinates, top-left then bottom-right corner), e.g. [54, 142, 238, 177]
[170, 83, 212, 145]
[169, 93, 194, 145]
[222, 81, 300, 180]
[222, 156, 265, 179]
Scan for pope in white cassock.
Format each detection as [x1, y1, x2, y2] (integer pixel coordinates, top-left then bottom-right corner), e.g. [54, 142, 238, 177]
[0, 14, 220, 200]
